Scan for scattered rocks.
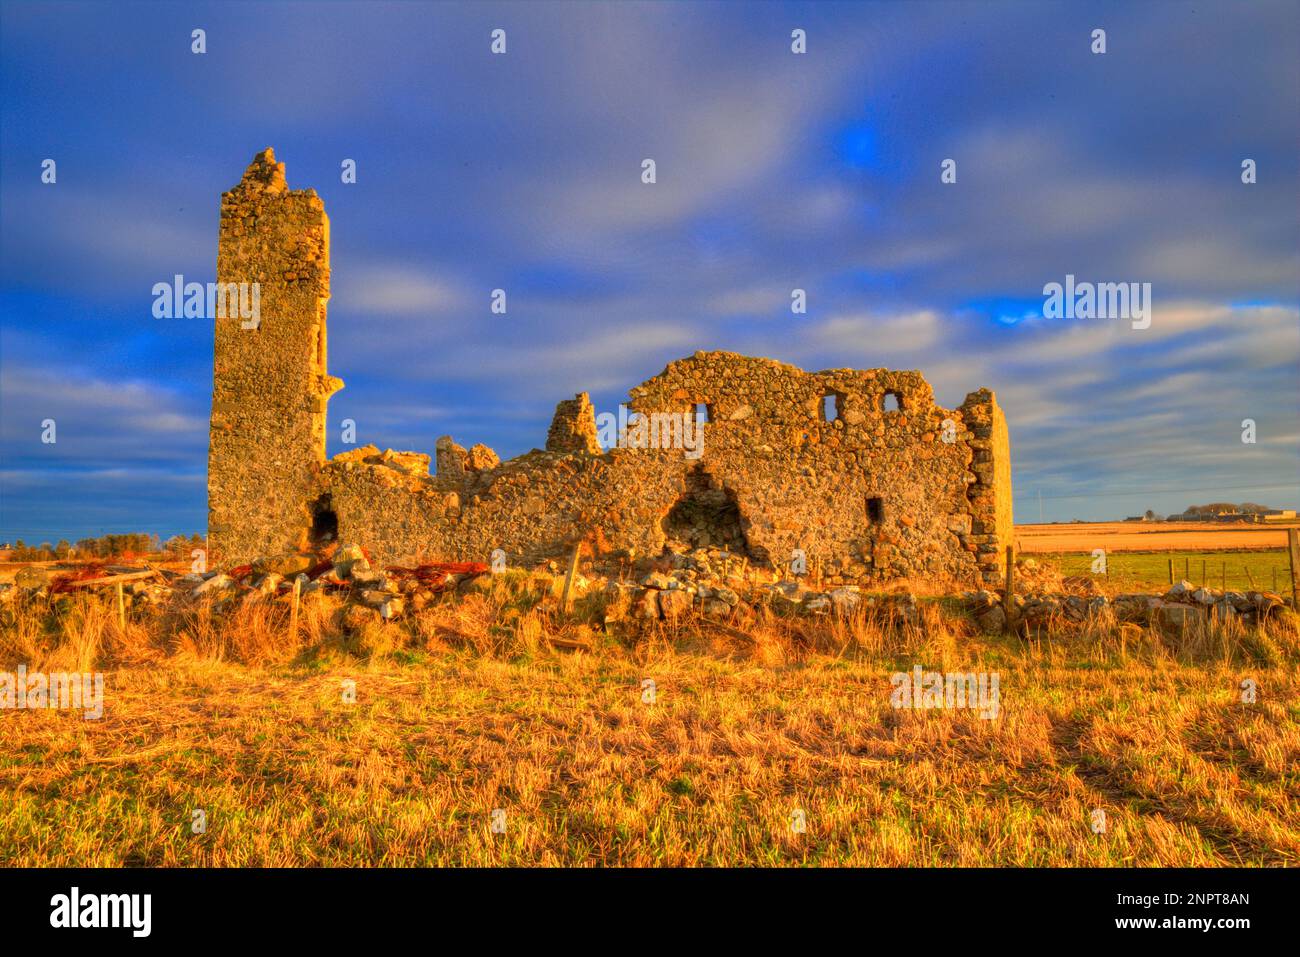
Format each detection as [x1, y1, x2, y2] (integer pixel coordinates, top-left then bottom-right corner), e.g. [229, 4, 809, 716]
[14, 567, 49, 589]
[971, 582, 1290, 631]
[701, 598, 732, 618]
[349, 565, 386, 589]
[657, 589, 692, 620]
[254, 572, 284, 596]
[1158, 603, 1203, 628]
[332, 544, 368, 578]
[976, 605, 1007, 633]
[713, 586, 740, 607]
[828, 587, 861, 615]
[632, 590, 660, 619]
[641, 572, 673, 590]
[191, 573, 234, 598]
[804, 595, 831, 615]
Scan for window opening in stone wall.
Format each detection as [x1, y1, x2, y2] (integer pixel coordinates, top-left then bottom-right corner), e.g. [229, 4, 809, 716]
[883, 391, 901, 412]
[866, 496, 884, 524]
[821, 393, 840, 422]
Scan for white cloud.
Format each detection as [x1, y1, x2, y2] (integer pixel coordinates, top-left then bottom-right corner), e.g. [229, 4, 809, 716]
[807, 309, 943, 358]
[334, 264, 469, 317]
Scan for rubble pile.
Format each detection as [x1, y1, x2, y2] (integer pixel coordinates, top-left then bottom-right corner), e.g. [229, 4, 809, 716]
[3, 547, 1291, 645]
[0, 564, 174, 608]
[0, 545, 491, 623]
[173, 545, 491, 620]
[598, 544, 922, 625]
[966, 579, 1293, 633]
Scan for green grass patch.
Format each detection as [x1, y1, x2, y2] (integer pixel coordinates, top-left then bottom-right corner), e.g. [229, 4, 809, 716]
[1045, 549, 1292, 593]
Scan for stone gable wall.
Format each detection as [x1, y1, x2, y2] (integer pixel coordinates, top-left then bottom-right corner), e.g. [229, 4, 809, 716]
[208, 149, 342, 564]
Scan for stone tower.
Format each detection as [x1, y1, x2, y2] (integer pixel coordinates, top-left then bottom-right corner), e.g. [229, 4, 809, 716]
[207, 148, 343, 564]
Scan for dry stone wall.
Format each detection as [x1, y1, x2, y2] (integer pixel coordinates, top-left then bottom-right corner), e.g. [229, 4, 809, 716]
[208, 150, 1013, 585]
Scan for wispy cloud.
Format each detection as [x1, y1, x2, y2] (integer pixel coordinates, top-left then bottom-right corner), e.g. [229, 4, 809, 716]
[1, 0, 1296, 537]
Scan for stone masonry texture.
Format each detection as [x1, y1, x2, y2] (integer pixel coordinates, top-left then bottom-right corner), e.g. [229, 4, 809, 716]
[209, 150, 1014, 585]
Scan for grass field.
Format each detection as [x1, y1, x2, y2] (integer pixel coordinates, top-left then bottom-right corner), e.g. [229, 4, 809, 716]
[1045, 550, 1295, 595]
[1016, 521, 1298, 554]
[2, 582, 1298, 867]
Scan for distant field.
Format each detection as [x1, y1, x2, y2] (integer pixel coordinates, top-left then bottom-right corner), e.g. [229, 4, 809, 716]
[1045, 550, 1294, 594]
[1020, 520, 1297, 593]
[1016, 521, 1298, 554]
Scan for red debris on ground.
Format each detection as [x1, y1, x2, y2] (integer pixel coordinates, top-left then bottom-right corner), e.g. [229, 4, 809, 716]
[386, 561, 490, 592]
[48, 562, 109, 593]
[226, 564, 254, 581]
[306, 558, 335, 580]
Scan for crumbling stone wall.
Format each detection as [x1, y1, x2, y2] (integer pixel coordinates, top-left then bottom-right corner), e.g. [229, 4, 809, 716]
[208, 150, 1014, 585]
[208, 149, 342, 563]
[546, 392, 602, 454]
[959, 389, 1014, 577]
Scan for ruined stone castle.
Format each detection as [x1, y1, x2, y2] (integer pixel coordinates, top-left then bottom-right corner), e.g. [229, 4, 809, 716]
[209, 149, 1013, 585]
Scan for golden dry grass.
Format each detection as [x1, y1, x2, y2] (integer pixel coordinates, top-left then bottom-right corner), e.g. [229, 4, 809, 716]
[1, 578, 1297, 867]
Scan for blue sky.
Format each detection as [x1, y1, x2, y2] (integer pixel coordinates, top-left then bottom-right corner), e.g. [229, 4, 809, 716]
[1, 0, 1297, 542]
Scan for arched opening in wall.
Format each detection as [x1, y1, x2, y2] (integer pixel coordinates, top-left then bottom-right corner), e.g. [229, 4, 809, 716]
[309, 493, 338, 545]
[694, 403, 711, 424]
[661, 465, 752, 556]
[882, 391, 901, 412]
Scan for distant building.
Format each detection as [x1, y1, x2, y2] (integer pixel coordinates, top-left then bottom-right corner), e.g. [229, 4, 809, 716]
[1168, 511, 1241, 522]
[1171, 508, 1299, 523]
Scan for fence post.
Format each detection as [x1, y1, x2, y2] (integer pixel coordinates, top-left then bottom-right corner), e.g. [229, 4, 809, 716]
[289, 575, 301, 641]
[561, 543, 582, 612]
[115, 581, 126, 632]
[1288, 529, 1300, 610]
[1167, 558, 1173, 585]
[1002, 545, 1015, 628]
